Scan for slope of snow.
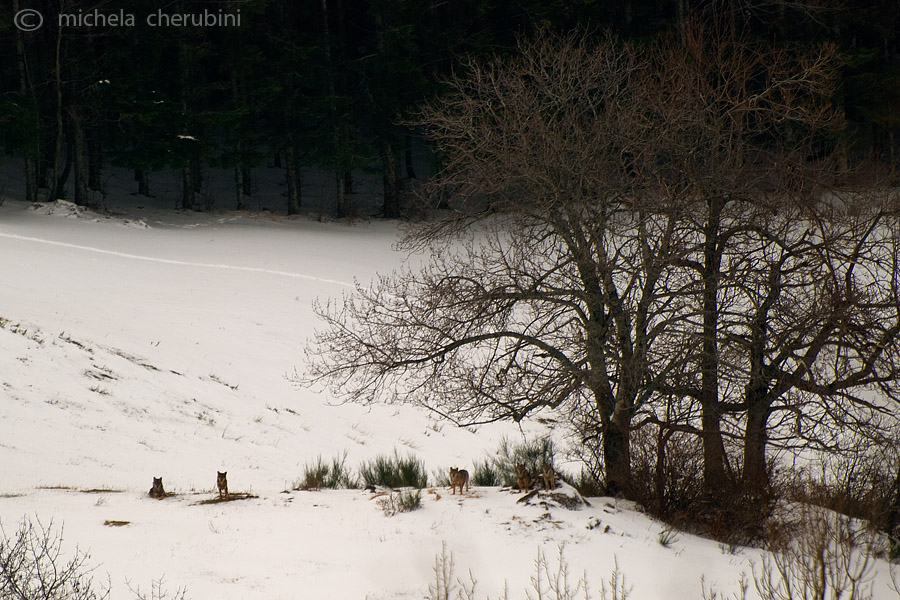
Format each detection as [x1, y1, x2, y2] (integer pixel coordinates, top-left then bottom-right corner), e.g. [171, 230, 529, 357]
[0, 195, 896, 599]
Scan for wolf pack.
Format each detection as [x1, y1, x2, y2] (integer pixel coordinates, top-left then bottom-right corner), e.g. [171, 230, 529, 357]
[148, 465, 554, 500]
[147, 471, 228, 500]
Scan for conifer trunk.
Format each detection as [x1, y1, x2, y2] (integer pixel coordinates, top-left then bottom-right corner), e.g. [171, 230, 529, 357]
[70, 107, 90, 206]
[13, 0, 38, 203]
[381, 141, 400, 218]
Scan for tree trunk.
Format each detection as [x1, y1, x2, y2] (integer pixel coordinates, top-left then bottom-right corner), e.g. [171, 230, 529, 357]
[87, 129, 102, 192]
[182, 166, 194, 210]
[335, 170, 351, 219]
[404, 134, 416, 179]
[70, 107, 90, 206]
[49, 28, 64, 201]
[887, 463, 900, 554]
[13, 0, 38, 203]
[603, 409, 632, 496]
[743, 390, 770, 490]
[700, 197, 729, 494]
[56, 134, 73, 197]
[742, 269, 781, 493]
[192, 158, 202, 196]
[285, 142, 301, 215]
[242, 168, 252, 197]
[381, 140, 401, 218]
[235, 167, 246, 210]
[232, 73, 249, 211]
[23, 147, 38, 203]
[321, 0, 352, 220]
[653, 428, 667, 514]
[135, 169, 150, 197]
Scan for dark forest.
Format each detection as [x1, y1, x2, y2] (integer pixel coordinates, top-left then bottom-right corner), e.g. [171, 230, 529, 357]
[2, 0, 898, 216]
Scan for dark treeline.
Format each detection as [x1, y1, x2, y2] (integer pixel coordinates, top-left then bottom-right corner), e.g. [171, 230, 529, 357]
[1, 0, 898, 215]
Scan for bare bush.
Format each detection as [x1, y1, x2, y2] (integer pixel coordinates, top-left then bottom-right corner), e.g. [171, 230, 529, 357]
[597, 557, 631, 600]
[426, 542, 628, 600]
[428, 541, 477, 600]
[753, 507, 875, 600]
[629, 423, 773, 546]
[0, 515, 110, 600]
[629, 424, 705, 519]
[782, 440, 900, 540]
[377, 489, 422, 516]
[700, 573, 749, 600]
[525, 545, 592, 600]
[126, 577, 189, 600]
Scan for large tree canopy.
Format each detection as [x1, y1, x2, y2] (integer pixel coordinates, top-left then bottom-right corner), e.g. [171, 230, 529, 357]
[305, 24, 900, 501]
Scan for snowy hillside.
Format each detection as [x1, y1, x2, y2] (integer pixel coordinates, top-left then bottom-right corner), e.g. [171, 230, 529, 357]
[0, 192, 897, 599]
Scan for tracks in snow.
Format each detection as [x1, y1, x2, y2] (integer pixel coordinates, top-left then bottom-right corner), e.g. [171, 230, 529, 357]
[0, 231, 354, 288]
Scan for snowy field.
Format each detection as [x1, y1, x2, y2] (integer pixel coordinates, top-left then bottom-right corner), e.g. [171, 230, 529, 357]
[0, 169, 897, 599]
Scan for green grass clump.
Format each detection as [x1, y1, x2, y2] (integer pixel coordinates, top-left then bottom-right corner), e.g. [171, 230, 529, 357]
[359, 451, 428, 489]
[489, 437, 556, 487]
[471, 459, 501, 487]
[297, 453, 357, 490]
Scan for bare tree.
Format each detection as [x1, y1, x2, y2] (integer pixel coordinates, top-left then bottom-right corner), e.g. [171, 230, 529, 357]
[636, 13, 848, 494]
[720, 199, 900, 491]
[306, 30, 691, 495]
[304, 20, 899, 503]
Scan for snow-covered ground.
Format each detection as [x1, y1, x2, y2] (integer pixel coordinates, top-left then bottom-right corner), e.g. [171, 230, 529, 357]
[0, 171, 897, 599]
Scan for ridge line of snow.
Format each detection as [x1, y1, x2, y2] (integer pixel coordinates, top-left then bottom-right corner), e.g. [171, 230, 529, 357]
[0, 231, 354, 288]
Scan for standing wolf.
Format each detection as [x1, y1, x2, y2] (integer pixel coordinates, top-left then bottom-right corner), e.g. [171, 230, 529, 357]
[148, 477, 166, 499]
[449, 467, 469, 495]
[216, 471, 229, 499]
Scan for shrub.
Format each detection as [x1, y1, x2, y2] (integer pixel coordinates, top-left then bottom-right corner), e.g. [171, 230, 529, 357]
[629, 424, 774, 547]
[629, 425, 705, 519]
[126, 578, 189, 600]
[471, 459, 501, 487]
[297, 453, 357, 490]
[427, 541, 476, 600]
[781, 444, 900, 539]
[359, 451, 428, 489]
[571, 468, 603, 497]
[753, 506, 875, 600]
[432, 468, 451, 488]
[377, 490, 422, 516]
[0, 515, 110, 600]
[657, 528, 679, 549]
[704, 505, 878, 600]
[0, 515, 190, 600]
[486, 437, 556, 488]
[424, 542, 629, 600]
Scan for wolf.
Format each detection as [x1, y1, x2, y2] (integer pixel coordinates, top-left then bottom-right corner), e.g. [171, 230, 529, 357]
[449, 467, 469, 495]
[216, 471, 229, 499]
[540, 464, 556, 491]
[148, 477, 166, 499]
[515, 464, 533, 492]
